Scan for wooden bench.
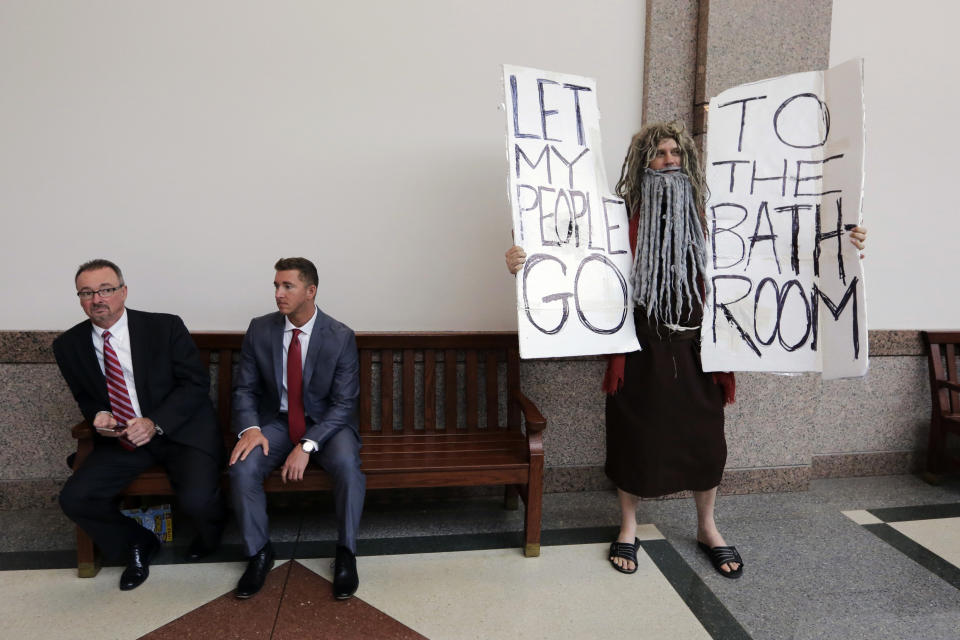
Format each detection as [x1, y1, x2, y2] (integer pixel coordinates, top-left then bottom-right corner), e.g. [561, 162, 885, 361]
[69, 332, 546, 577]
[922, 331, 960, 482]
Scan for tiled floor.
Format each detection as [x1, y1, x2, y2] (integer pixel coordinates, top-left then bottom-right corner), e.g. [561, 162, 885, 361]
[1, 475, 959, 639]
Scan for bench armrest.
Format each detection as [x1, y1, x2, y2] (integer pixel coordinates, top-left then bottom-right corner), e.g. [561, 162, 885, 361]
[935, 379, 960, 393]
[511, 391, 547, 433]
[69, 421, 95, 471]
[72, 421, 94, 439]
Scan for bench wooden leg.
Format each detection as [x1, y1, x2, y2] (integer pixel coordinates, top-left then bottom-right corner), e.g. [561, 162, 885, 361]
[925, 417, 945, 477]
[76, 527, 100, 578]
[523, 433, 544, 558]
[523, 481, 542, 557]
[504, 484, 520, 510]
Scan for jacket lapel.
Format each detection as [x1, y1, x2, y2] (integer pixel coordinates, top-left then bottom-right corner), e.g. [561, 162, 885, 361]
[127, 309, 150, 411]
[303, 308, 327, 389]
[76, 320, 108, 401]
[271, 313, 284, 395]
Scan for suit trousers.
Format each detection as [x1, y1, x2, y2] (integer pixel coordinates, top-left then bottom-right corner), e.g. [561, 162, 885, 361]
[59, 437, 225, 560]
[229, 419, 366, 556]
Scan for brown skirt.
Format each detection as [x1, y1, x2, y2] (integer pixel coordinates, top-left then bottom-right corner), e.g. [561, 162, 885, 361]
[604, 313, 726, 498]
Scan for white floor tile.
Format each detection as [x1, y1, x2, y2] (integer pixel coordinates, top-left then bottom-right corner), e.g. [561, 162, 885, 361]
[841, 509, 883, 525]
[890, 517, 960, 568]
[301, 544, 709, 640]
[0, 561, 282, 639]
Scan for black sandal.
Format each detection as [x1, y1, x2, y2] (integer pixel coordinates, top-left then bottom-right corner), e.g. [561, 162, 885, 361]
[697, 541, 744, 579]
[609, 538, 640, 574]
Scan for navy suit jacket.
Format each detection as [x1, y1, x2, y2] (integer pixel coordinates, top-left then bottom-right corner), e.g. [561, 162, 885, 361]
[52, 308, 223, 459]
[232, 308, 359, 445]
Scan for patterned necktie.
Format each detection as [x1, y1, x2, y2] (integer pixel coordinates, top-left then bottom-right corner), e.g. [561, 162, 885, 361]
[102, 331, 136, 450]
[287, 328, 306, 443]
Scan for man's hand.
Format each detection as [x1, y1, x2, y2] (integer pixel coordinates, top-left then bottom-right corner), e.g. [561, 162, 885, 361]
[505, 245, 526, 275]
[123, 417, 157, 447]
[849, 225, 868, 258]
[230, 428, 269, 465]
[93, 411, 120, 437]
[280, 445, 310, 484]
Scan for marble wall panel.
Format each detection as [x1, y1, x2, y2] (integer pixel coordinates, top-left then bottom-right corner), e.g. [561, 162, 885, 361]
[813, 356, 930, 454]
[0, 331, 59, 363]
[701, 0, 833, 100]
[723, 371, 820, 468]
[0, 364, 78, 482]
[811, 450, 922, 479]
[520, 358, 608, 468]
[642, 0, 700, 129]
[0, 330, 940, 508]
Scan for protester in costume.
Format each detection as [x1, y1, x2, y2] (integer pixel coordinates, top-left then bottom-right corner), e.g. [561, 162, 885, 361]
[505, 121, 867, 578]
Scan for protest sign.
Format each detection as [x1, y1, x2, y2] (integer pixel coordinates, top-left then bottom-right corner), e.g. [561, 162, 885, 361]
[503, 64, 639, 359]
[700, 59, 867, 379]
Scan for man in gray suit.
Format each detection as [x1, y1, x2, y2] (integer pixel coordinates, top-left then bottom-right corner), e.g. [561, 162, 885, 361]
[229, 257, 365, 599]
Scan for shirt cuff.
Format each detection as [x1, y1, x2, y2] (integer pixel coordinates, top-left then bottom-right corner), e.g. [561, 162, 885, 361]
[238, 426, 261, 439]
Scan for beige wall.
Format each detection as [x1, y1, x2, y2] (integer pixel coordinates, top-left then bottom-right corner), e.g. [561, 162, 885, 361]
[830, 0, 960, 329]
[0, 0, 644, 331]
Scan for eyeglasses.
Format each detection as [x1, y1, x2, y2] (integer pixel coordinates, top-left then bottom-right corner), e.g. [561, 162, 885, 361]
[77, 285, 124, 300]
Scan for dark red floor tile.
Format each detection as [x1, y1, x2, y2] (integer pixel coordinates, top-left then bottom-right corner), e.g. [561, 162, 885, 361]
[272, 561, 427, 640]
[140, 563, 291, 639]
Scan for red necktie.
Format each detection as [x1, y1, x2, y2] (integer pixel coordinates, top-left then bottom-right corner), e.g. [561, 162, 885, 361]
[287, 328, 306, 443]
[102, 331, 136, 450]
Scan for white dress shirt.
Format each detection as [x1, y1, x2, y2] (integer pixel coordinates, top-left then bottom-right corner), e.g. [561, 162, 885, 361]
[89, 309, 143, 418]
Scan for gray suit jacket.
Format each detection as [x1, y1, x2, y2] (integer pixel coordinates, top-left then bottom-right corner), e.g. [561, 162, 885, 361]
[232, 308, 359, 445]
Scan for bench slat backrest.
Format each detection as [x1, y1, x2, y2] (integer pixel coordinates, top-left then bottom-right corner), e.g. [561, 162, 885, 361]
[359, 334, 521, 435]
[948, 344, 960, 413]
[191, 332, 522, 443]
[923, 331, 960, 416]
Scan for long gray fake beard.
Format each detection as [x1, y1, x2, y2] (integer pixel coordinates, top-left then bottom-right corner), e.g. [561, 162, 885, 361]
[630, 168, 710, 329]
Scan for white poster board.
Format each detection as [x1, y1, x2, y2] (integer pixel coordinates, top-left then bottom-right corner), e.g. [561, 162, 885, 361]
[700, 59, 867, 379]
[503, 64, 639, 359]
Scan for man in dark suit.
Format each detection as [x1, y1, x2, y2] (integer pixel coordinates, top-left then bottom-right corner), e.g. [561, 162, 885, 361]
[229, 257, 364, 600]
[53, 259, 225, 590]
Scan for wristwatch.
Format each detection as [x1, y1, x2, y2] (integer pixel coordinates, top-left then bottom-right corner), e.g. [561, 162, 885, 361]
[300, 440, 318, 454]
[154, 423, 164, 436]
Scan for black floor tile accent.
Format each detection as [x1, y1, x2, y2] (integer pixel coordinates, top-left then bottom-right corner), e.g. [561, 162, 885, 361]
[542, 525, 619, 546]
[867, 502, 960, 523]
[864, 523, 960, 590]
[0, 541, 307, 572]
[297, 531, 526, 559]
[642, 539, 751, 640]
[0, 550, 77, 571]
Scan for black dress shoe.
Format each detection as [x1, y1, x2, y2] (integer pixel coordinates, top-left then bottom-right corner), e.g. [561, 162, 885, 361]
[119, 536, 161, 591]
[333, 545, 359, 600]
[185, 532, 221, 561]
[235, 542, 275, 599]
